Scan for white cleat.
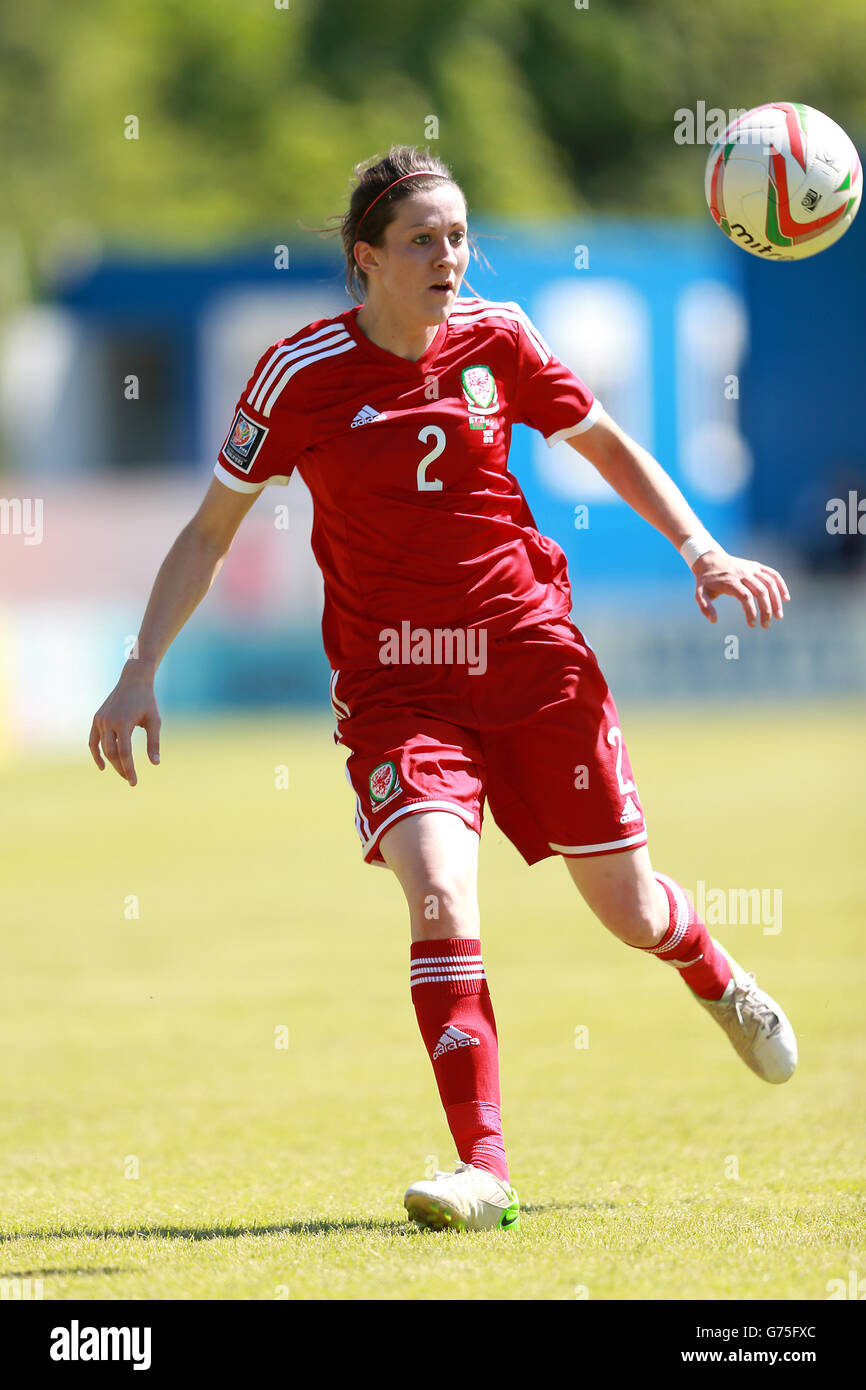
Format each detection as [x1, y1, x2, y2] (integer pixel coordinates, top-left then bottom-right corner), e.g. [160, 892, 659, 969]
[695, 939, 797, 1083]
[404, 1162, 520, 1232]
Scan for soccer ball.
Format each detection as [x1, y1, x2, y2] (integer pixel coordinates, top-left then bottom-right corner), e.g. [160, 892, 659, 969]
[705, 102, 861, 260]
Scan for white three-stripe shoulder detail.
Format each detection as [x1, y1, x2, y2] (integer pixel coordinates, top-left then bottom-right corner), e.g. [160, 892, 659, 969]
[448, 300, 551, 364]
[250, 326, 356, 417]
[260, 339, 356, 418]
[250, 323, 348, 403]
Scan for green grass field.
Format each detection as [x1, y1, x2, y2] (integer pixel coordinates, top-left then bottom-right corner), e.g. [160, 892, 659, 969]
[1, 702, 864, 1301]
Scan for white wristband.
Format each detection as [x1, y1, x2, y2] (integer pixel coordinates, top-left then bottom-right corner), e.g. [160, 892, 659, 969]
[679, 531, 718, 569]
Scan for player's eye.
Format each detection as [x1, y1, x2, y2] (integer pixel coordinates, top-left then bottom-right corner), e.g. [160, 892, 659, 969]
[412, 232, 466, 249]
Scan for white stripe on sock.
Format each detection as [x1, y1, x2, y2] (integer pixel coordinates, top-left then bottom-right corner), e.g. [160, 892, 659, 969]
[649, 873, 691, 955]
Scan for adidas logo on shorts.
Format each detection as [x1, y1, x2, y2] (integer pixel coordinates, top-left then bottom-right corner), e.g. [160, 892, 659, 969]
[432, 1025, 480, 1060]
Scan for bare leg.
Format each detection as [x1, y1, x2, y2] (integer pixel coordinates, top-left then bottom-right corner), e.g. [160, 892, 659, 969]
[380, 810, 480, 941]
[563, 844, 668, 947]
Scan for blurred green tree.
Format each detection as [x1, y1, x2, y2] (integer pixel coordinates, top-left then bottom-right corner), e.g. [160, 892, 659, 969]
[1, 0, 864, 283]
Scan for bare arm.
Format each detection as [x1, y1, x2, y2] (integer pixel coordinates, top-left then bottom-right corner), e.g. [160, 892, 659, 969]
[567, 409, 790, 628]
[89, 478, 261, 785]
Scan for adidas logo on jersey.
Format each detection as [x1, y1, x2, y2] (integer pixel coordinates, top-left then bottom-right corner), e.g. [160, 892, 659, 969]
[432, 1025, 480, 1061]
[620, 795, 641, 824]
[350, 404, 382, 428]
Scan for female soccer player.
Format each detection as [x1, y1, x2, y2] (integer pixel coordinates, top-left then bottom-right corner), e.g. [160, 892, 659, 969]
[90, 145, 796, 1233]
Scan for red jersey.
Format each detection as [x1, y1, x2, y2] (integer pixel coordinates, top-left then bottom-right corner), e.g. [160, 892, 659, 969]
[215, 296, 601, 669]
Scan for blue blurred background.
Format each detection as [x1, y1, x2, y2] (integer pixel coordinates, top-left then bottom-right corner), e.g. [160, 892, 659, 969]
[1, 0, 864, 753]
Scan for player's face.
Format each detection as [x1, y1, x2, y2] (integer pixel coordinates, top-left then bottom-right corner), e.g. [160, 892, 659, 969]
[362, 186, 470, 323]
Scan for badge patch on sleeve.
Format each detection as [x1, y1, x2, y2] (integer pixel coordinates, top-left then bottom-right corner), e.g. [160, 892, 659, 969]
[222, 409, 268, 472]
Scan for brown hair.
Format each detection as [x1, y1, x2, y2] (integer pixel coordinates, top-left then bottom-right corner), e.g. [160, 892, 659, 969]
[331, 145, 463, 303]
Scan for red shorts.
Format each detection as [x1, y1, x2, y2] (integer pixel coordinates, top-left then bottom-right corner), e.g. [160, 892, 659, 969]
[329, 617, 647, 868]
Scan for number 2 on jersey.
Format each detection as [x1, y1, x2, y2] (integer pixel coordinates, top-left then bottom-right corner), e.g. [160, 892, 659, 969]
[416, 426, 445, 492]
[607, 725, 636, 795]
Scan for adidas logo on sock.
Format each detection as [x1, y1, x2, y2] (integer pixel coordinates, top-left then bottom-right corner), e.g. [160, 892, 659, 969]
[350, 404, 382, 428]
[432, 1025, 480, 1061]
[665, 952, 705, 970]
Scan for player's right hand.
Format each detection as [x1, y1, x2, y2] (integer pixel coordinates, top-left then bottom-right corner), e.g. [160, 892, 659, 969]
[89, 663, 161, 787]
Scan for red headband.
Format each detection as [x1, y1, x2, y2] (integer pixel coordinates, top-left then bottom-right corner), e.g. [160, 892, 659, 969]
[355, 170, 451, 237]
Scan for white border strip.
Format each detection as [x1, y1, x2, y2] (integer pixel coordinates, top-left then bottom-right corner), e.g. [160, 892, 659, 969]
[411, 954, 484, 967]
[213, 461, 267, 493]
[361, 799, 477, 859]
[329, 670, 351, 721]
[410, 971, 486, 987]
[550, 829, 648, 856]
[546, 397, 604, 447]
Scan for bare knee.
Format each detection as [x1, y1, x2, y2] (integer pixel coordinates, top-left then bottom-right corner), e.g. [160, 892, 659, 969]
[565, 847, 668, 948]
[380, 811, 481, 941]
[407, 876, 480, 940]
[593, 892, 664, 947]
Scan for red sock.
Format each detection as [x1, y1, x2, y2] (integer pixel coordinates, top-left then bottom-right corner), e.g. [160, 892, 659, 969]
[409, 937, 509, 1183]
[643, 873, 733, 1001]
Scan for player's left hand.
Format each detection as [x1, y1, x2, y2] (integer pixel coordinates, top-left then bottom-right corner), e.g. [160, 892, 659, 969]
[692, 550, 790, 629]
